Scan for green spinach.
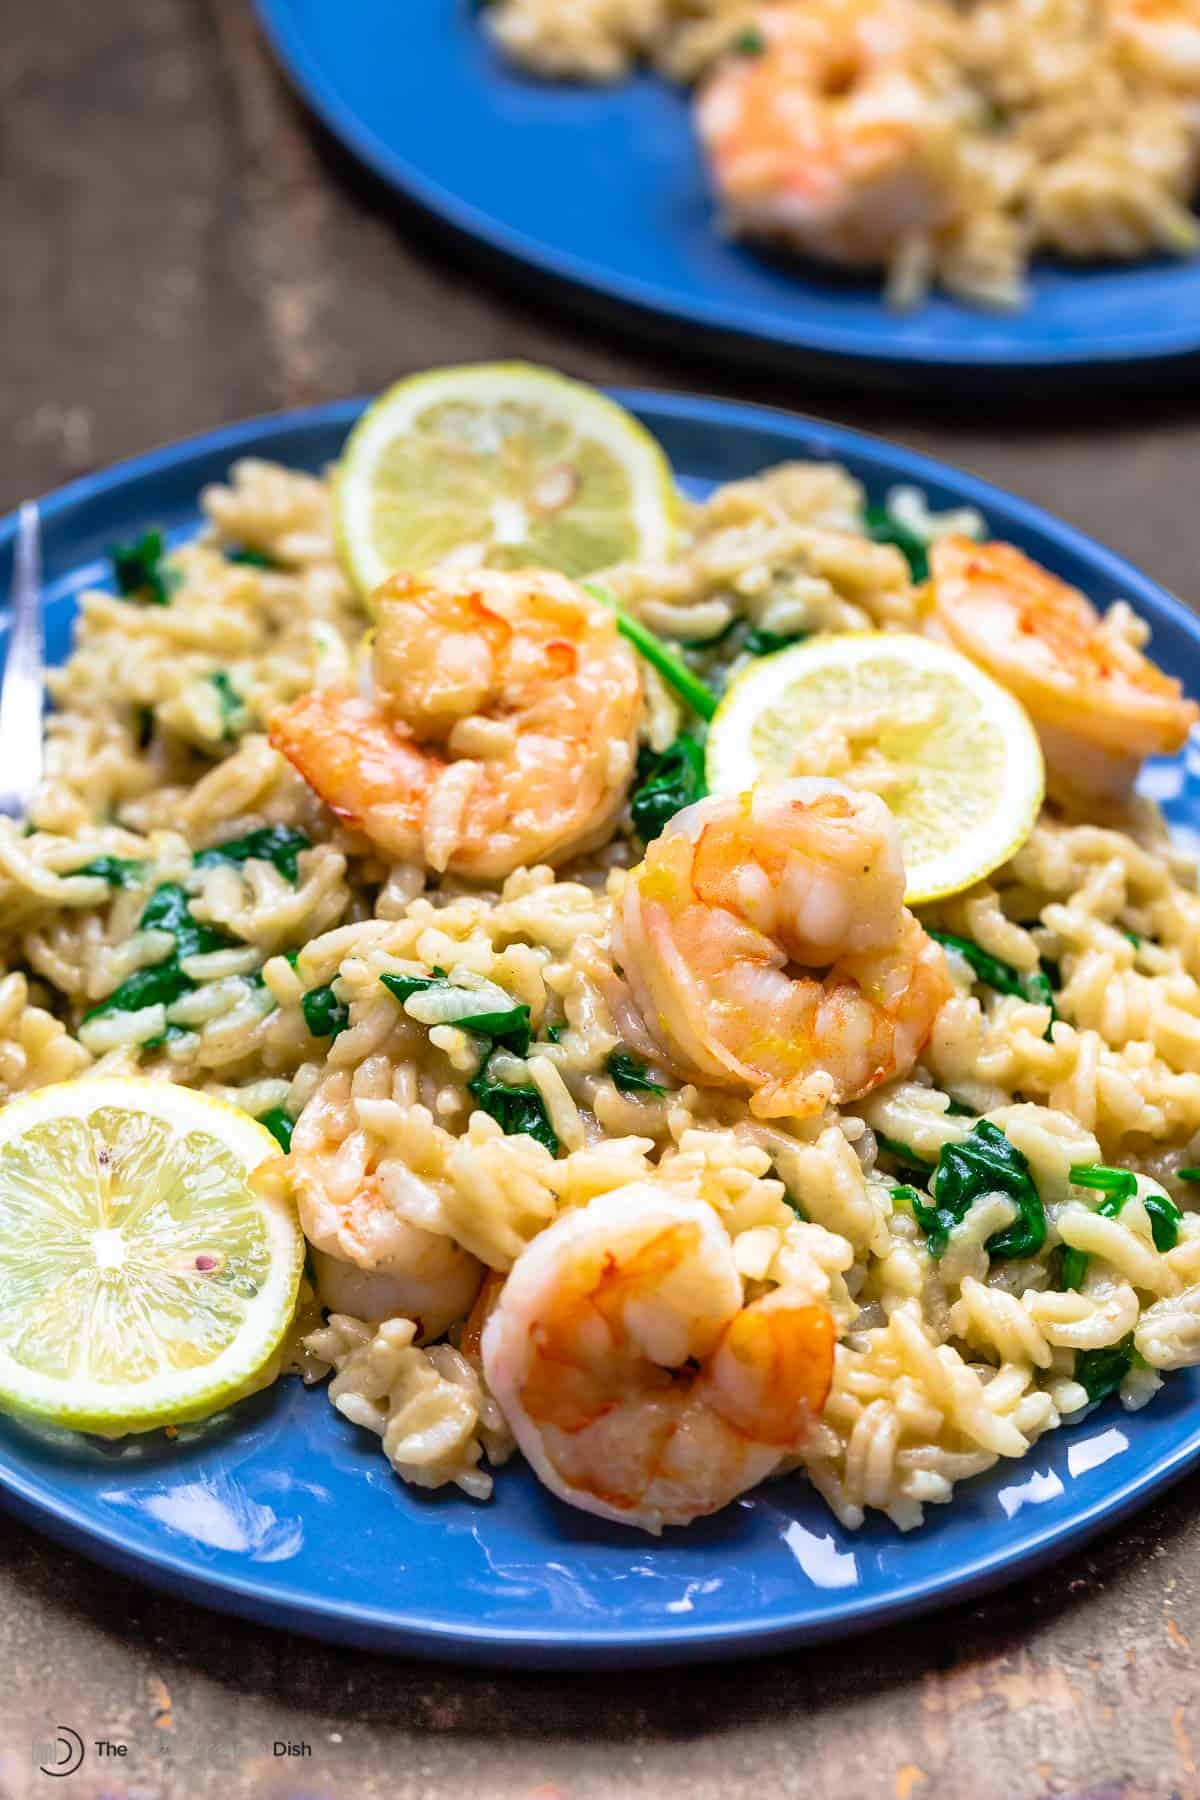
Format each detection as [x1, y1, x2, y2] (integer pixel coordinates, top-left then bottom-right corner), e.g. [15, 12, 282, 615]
[226, 546, 278, 569]
[379, 970, 531, 1055]
[863, 506, 929, 582]
[208, 671, 246, 738]
[259, 1107, 294, 1152]
[1075, 1336, 1135, 1405]
[606, 1048, 669, 1095]
[301, 983, 349, 1041]
[874, 1132, 935, 1178]
[1060, 1246, 1089, 1291]
[583, 584, 718, 722]
[928, 929, 1058, 1039]
[193, 824, 311, 884]
[139, 883, 231, 961]
[110, 528, 179, 606]
[912, 1120, 1045, 1261]
[630, 737, 706, 843]
[85, 961, 194, 1024]
[1066, 1163, 1181, 1269]
[72, 856, 147, 889]
[467, 1061, 559, 1155]
[83, 882, 233, 1029]
[732, 24, 765, 53]
[742, 627, 806, 658]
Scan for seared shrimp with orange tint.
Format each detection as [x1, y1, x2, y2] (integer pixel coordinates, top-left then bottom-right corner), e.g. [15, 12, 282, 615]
[271, 568, 641, 878]
[1111, 0, 1200, 91]
[929, 536, 1198, 801]
[482, 1186, 836, 1533]
[283, 1151, 483, 1341]
[695, 0, 963, 271]
[613, 779, 951, 1120]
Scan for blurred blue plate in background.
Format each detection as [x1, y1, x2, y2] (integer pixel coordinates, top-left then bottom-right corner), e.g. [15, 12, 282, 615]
[2, 392, 1200, 1664]
[252, 0, 1200, 383]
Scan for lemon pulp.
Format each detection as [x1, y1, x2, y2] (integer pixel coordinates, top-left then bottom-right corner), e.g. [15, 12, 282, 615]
[0, 1081, 302, 1434]
[334, 363, 679, 595]
[706, 632, 1045, 903]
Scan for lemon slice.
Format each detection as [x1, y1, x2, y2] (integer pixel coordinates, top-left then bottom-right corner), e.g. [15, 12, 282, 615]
[706, 633, 1045, 903]
[334, 363, 680, 595]
[0, 1079, 303, 1435]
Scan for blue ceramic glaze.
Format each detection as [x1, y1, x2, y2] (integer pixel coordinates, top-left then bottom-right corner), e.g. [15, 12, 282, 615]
[250, 0, 1200, 378]
[2, 394, 1199, 1665]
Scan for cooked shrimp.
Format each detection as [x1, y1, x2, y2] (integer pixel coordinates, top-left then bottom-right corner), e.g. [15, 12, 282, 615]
[295, 1169, 483, 1341]
[482, 1186, 836, 1533]
[613, 780, 951, 1120]
[1111, 0, 1200, 91]
[270, 568, 641, 878]
[929, 536, 1198, 801]
[695, 0, 962, 269]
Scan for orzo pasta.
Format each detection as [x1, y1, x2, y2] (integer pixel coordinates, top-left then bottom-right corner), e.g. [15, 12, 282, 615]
[484, 0, 1200, 310]
[7, 414, 1200, 1534]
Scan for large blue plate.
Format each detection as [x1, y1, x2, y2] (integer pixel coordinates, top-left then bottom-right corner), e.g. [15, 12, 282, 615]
[252, 0, 1200, 380]
[2, 393, 1200, 1666]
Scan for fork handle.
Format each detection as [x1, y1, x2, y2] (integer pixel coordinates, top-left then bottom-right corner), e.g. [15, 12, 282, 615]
[0, 504, 46, 806]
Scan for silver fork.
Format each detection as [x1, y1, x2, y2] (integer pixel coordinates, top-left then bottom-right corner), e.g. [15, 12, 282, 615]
[0, 504, 45, 820]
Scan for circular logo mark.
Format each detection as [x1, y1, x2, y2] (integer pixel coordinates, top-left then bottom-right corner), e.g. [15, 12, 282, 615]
[39, 1727, 85, 1778]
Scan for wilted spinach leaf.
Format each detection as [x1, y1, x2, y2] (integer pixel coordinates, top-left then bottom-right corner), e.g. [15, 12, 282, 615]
[379, 970, 531, 1055]
[193, 824, 311, 884]
[928, 929, 1058, 1040]
[863, 506, 929, 581]
[630, 736, 706, 843]
[1060, 1246, 1089, 1291]
[72, 856, 146, 889]
[226, 546, 278, 569]
[607, 1048, 669, 1095]
[1075, 1336, 1135, 1404]
[259, 1106, 294, 1151]
[208, 671, 246, 738]
[83, 881, 233, 1030]
[301, 983, 349, 1041]
[84, 961, 193, 1023]
[110, 528, 179, 606]
[874, 1132, 935, 1179]
[1067, 1163, 1181, 1268]
[467, 1061, 559, 1155]
[732, 24, 765, 53]
[912, 1120, 1045, 1261]
[743, 627, 806, 658]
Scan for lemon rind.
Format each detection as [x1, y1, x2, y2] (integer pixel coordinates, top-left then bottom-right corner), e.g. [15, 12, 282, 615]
[706, 631, 1045, 906]
[334, 362, 681, 599]
[0, 1079, 303, 1435]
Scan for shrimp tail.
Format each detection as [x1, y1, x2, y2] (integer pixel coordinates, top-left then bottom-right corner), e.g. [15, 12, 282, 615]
[705, 1298, 836, 1444]
[270, 689, 433, 858]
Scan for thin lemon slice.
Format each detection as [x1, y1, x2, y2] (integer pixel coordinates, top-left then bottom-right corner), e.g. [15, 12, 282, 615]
[334, 362, 680, 595]
[0, 1079, 303, 1435]
[706, 633, 1045, 903]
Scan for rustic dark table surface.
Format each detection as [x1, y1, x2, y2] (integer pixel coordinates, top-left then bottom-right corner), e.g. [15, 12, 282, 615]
[4, 4, 1200, 1797]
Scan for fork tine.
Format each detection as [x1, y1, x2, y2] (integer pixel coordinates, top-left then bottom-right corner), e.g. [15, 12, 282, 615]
[0, 504, 46, 820]
[14, 502, 41, 595]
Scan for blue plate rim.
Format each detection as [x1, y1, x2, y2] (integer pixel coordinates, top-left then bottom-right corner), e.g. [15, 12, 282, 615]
[6, 387, 1198, 626]
[249, 0, 1200, 375]
[3, 389, 1200, 1664]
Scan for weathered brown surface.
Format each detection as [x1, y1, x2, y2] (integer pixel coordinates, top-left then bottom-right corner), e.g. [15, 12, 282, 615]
[3, 3, 1200, 1795]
